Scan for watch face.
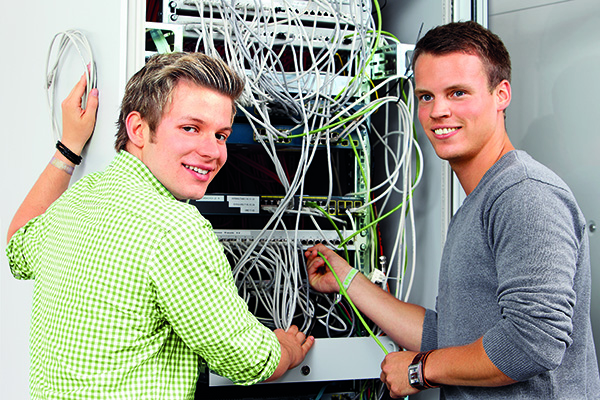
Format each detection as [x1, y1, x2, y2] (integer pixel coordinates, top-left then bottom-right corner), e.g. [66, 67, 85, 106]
[408, 352, 436, 390]
[408, 364, 421, 385]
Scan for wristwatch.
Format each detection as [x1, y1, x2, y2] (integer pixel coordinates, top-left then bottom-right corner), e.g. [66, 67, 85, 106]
[408, 350, 437, 390]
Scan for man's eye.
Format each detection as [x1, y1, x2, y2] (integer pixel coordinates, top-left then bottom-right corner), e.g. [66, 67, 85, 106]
[216, 133, 228, 142]
[183, 126, 197, 133]
[419, 94, 433, 102]
[453, 90, 466, 97]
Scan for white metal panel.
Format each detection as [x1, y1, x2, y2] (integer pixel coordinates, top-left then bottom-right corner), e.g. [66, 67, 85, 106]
[209, 337, 399, 385]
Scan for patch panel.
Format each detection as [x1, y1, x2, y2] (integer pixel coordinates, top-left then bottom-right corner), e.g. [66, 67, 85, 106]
[191, 195, 364, 217]
[214, 229, 357, 249]
[164, 0, 371, 35]
[180, 23, 363, 52]
[264, 195, 365, 217]
[251, 126, 362, 149]
[224, 113, 367, 149]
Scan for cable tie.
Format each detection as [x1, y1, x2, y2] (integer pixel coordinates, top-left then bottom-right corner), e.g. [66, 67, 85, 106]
[368, 269, 386, 285]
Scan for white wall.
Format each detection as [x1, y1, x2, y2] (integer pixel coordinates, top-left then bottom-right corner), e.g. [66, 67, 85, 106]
[0, 1, 133, 398]
[489, 0, 600, 363]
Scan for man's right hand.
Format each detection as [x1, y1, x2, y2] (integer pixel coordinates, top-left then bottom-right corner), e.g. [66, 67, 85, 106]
[266, 325, 314, 382]
[304, 243, 354, 293]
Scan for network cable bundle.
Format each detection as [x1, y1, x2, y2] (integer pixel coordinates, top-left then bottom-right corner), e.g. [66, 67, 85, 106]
[46, 29, 97, 142]
[147, 0, 422, 397]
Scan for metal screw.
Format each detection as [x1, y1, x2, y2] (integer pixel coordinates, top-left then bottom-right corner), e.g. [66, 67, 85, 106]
[301, 365, 311, 376]
[589, 220, 596, 234]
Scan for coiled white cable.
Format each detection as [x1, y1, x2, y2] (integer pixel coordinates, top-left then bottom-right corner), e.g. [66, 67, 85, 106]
[45, 29, 97, 141]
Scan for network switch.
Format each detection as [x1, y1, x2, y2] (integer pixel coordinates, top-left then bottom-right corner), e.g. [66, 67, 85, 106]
[191, 194, 365, 216]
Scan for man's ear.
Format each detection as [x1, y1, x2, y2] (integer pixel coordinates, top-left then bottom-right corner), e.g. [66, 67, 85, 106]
[496, 79, 511, 112]
[125, 111, 147, 149]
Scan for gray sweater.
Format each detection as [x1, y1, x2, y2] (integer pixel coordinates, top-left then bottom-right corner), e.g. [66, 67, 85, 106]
[421, 150, 600, 399]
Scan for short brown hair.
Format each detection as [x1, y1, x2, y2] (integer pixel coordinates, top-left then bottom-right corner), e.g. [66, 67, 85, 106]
[115, 52, 245, 151]
[412, 21, 511, 91]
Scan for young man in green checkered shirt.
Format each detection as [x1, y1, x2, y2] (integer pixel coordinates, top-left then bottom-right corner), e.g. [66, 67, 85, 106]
[7, 52, 314, 399]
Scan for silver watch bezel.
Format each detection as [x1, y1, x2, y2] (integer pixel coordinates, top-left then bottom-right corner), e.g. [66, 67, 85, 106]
[408, 361, 423, 387]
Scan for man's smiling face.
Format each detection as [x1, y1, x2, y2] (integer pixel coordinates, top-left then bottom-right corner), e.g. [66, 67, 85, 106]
[134, 80, 233, 200]
[415, 52, 507, 167]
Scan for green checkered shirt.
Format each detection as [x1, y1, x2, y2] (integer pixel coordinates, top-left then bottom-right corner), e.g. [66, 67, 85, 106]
[7, 151, 280, 399]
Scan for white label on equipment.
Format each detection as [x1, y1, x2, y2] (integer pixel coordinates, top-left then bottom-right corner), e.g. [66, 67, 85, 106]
[198, 195, 225, 202]
[227, 196, 259, 214]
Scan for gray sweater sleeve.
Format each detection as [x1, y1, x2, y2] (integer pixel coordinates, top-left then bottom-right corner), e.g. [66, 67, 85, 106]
[421, 308, 439, 352]
[480, 178, 582, 381]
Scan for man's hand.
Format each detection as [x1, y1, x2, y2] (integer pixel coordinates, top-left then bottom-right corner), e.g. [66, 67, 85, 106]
[60, 71, 98, 155]
[304, 243, 353, 293]
[266, 325, 314, 382]
[380, 350, 421, 398]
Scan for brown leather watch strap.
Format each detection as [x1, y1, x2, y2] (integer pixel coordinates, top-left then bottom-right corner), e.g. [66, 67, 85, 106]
[408, 350, 438, 390]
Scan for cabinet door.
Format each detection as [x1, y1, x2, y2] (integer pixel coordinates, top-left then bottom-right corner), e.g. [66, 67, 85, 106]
[489, 0, 600, 366]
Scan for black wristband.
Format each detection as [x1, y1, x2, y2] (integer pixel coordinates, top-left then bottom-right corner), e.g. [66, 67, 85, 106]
[56, 141, 82, 165]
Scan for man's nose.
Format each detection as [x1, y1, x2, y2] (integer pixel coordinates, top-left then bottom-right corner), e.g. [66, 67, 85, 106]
[430, 99, 451, 119]
[198, 134, 222, 159]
